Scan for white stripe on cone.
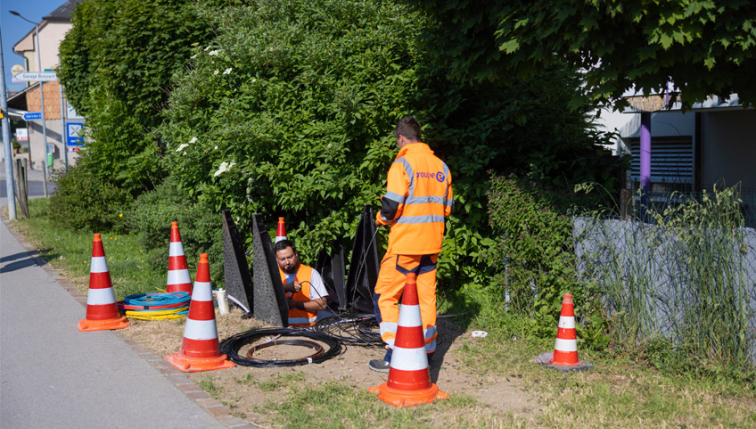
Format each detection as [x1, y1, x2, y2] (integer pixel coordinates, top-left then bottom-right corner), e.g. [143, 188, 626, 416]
[390, 345, 429, 371]
[191, 282, 213, 301]
[274, 236, 287, 243]
[558, 316, 575, 329]
[554, 338, 578, 352]
[90, 256, 108, 273]
[167, 270, 192, 285]
[169, 242, 185, 256]
[183, 319, 219, 340]
[86, 287, 117, 305]
[397, 304, 422, 327]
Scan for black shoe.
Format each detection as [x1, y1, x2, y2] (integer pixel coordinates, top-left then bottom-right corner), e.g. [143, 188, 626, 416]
[368, 359, 390, 373]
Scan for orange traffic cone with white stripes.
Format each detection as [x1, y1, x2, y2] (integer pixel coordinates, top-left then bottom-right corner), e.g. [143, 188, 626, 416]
[166, 222, 192, 294]
[534, 293, 593, 372]
[165, 253, 235, 372]
[79, 234, 130, 332]
[275, 217, 287, 243]
[369, 273, 449, 407]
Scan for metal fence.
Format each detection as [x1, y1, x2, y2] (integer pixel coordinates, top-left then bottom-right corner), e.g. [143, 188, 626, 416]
[628, 188, 756, 229]
[574, 217, 756, 361]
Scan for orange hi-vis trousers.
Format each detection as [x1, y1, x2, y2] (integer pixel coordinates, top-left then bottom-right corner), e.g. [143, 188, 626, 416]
[373, 252, 438, 354]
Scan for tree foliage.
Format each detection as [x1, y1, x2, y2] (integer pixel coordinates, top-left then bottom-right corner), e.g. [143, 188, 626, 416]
[58, 0, 218, 193]
[406, 0, 756, 109]
[160, 0, 619, 281]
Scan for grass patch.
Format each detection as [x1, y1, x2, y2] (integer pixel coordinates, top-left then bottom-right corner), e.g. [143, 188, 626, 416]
[198, 375, 220, 399]
[262, 380, 525, 429]
[454, 330, 756, 428]
[10, 198, 169, 299]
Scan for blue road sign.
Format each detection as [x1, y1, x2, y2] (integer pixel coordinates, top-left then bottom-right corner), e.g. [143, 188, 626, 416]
[23, 112, 42, 120]
[66, 122, 85, 146]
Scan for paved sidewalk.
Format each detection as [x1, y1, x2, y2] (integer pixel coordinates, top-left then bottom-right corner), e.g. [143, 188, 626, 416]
[0, 218, 248, 428]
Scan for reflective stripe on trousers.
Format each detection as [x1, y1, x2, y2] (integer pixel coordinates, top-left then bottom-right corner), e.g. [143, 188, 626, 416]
[373, 252, 438, 353]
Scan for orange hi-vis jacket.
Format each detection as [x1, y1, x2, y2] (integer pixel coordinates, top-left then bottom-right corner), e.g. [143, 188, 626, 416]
[376, 143, 453, 255]
[278, 264, 318, 327]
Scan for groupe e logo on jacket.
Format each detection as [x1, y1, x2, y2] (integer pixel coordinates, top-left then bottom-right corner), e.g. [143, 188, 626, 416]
[415, 171, 446, 182]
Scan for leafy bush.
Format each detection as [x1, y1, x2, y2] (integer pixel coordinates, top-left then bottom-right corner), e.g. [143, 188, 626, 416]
[58, 0, 218, 195]
[49, 161, 133, 232]
[480, 173, 608, 347]
[160, 0, 620, 285]
[127, 177, 225, 284]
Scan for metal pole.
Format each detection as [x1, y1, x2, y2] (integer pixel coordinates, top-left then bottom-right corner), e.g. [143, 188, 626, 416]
[58, 55, 67, 169]
[1, 29, 18, 220]
[35, 24, 49, 197]
[640, 112, 652, 222]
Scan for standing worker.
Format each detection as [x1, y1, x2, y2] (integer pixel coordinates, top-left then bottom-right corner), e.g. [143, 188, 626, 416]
[369, 116, 453, 372]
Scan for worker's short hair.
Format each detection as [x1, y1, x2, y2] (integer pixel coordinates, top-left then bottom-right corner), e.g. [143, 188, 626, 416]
[273, 239, 297, 254]
[394, 116, 421, 141]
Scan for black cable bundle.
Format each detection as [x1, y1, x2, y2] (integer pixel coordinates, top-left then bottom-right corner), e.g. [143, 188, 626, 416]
[312, 313, 383, 347]
[219, 328, 343, 367]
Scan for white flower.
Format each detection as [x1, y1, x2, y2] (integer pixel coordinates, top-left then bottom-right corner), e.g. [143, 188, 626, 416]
[208, 50, 220, 56]
[214, 69, 219, 75]
[190, 53, 198, 59]
[251, 78, 256, 83]
[223, 68, 232, 75]
[176, 143, 188, 152]
[213, 161, 235, 177]
[189, 137, 197, 144]
[214, 145, 218, 150]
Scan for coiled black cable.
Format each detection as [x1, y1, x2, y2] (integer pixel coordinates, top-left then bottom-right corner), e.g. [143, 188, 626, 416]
[219, 328, 342, 367]
[312, 313, 383, 347]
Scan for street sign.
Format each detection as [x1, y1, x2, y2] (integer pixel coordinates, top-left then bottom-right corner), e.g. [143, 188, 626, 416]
[68, 147, 82, 153]
[11, 65, 25, 83]
[16, 129, 28, 142]
[23, 112, 42, 120]
[15, 72, 57, 82]
[67, 122, 85, 146]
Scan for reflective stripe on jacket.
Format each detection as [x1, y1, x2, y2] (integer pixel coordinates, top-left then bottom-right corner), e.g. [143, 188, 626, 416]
[278, 264, 318, 327]
[376, 143, 453, 255]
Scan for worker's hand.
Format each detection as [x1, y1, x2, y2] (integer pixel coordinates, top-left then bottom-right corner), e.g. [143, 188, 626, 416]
[283, 281, 302, 293]
[287, 297, 300, 310]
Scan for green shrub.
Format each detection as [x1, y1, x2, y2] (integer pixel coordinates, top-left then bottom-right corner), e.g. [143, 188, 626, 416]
[127, 177, 225, 284]
[58, 0, 217, 195]
[480, 173, 608, 347]
[49, 161, 133, 232]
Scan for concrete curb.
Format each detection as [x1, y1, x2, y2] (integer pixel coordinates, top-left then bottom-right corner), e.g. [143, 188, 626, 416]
[0, 210, 257, 429]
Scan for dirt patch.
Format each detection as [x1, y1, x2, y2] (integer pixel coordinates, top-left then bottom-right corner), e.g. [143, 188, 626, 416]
[119, 309, 538, 425]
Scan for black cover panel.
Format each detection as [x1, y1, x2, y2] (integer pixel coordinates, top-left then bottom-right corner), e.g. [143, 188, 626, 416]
[222, 210, 254, 314]
[345, 206, 379, 313]
[252, 214, 289, 327]
[315, 244, 346, 312]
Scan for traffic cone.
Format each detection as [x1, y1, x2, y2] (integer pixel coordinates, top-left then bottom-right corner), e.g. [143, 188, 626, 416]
[369, 273, 449, 407]
[79, 234, 130, 332]
[165, 253, 235, 372]
[166, 222, 192, 294]
[275, 217, 287, 243]
[533, 293, 593, 372]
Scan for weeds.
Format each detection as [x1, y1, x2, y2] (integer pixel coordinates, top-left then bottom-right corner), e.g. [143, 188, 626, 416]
[577, 186, 756, 385]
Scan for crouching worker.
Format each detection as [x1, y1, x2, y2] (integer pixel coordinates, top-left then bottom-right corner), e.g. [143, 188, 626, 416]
[274, 240, 328, 327]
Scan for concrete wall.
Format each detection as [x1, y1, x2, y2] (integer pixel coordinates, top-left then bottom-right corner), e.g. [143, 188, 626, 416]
[39, 22, 72, 71]
[701, 110, 756, 190]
